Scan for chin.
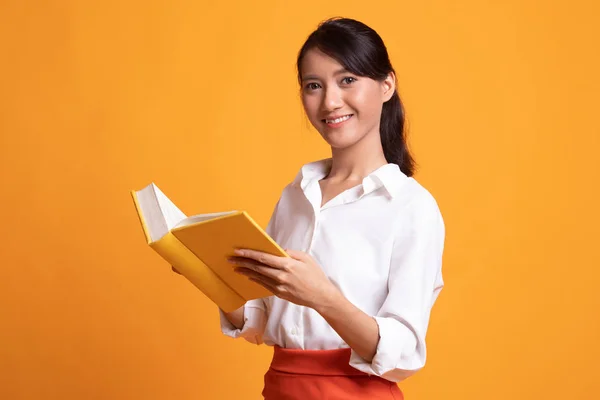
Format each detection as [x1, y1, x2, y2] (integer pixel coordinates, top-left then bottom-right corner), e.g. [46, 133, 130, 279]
[319, 131, 363, 150]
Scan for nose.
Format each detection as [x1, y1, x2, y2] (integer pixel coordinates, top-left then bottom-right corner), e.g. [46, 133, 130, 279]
[322, 85, 343, 112]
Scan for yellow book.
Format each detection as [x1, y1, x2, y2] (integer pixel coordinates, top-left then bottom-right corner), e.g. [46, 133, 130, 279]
[131, 183, 287, 312]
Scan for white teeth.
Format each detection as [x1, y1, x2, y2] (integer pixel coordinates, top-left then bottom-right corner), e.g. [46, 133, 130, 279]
[326, 115, 352, 124]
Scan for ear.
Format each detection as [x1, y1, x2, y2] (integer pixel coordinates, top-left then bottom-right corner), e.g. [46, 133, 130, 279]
[381, 71, 396, 102]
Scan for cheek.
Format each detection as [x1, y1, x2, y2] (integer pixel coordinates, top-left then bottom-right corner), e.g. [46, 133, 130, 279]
[302, 95, 321, 122]
[351, 90, 382, 120]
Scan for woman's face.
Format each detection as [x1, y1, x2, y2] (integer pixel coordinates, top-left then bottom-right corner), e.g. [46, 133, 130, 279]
[299, 48, 395, 151]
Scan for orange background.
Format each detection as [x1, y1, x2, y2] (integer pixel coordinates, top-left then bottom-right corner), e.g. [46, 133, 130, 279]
[1, 1, 599, 399]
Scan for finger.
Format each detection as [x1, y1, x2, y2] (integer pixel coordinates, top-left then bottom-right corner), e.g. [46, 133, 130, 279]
[228, 258, 282, 278]
[228, 257, 266, 269]
[236, 267, 281, 289]
[249, 277, 278, 294]
[233, 249, 288, 270]
[234, 264, 282, 281]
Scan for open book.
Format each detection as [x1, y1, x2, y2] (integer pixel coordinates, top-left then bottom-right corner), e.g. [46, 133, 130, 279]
[131, 183, 287, 312]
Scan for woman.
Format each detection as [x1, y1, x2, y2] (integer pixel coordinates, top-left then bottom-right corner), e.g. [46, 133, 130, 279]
[222, 17, 445, 400]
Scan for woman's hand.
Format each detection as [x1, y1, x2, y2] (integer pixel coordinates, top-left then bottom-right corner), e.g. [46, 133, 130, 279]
[228, 249, 340, 310]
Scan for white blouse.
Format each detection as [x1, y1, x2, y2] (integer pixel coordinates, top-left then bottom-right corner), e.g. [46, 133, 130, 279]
[219, 158, 445, 383]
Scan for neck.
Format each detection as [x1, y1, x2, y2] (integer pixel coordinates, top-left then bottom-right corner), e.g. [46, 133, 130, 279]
[326, 128, 388, 182]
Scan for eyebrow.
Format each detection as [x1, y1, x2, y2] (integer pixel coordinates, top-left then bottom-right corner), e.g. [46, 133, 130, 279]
[301, 68, 349, 82]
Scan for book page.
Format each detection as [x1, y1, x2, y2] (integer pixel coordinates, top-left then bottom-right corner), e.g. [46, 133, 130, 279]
[175, 211, 237, 228]
[152, 184, 187, 231]
[135, 184, 169, 243]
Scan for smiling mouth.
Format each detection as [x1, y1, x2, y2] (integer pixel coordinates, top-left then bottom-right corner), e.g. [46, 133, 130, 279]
[322, 114, 353, 124]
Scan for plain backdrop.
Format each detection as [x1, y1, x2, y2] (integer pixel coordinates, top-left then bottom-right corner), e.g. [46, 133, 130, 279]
[1, 1, 599, 399]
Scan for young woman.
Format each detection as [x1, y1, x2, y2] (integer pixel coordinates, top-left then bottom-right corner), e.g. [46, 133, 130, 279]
[221, 17, 445, 400]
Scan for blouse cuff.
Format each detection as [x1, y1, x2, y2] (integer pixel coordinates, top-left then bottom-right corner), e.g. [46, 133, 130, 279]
[219, 302, 267, 345]
[349, 316, 424, 382]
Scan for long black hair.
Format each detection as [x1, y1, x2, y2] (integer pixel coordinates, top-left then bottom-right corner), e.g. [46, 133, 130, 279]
[296, 17, 415, 177]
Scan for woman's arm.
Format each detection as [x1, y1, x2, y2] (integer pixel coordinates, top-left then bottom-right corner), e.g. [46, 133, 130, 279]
[229, 249, 380, 361]
[221, 307, 245, 329]
[314, 290, 380, 362]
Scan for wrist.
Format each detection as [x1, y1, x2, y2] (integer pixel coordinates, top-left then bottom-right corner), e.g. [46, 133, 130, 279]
[313, 284, 345, 317]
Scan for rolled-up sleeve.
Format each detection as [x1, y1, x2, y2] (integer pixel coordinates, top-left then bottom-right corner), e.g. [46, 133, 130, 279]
[219, 299, 267, 344]
[349, 194, 446, 382]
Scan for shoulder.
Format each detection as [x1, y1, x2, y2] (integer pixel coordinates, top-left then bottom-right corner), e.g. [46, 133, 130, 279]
[395, 177, 441, 213]
[391, 177, 444, 233]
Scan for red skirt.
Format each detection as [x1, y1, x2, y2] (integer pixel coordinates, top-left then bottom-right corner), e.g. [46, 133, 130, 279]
[262, 346, 404, 400]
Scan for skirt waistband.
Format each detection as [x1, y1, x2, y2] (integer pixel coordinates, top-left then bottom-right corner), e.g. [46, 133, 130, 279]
[270, 345, 369, 376]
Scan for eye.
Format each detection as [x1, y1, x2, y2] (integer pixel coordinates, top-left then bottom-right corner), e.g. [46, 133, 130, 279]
[304, 82, 321, 91]
[341, 76, 357, 85]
